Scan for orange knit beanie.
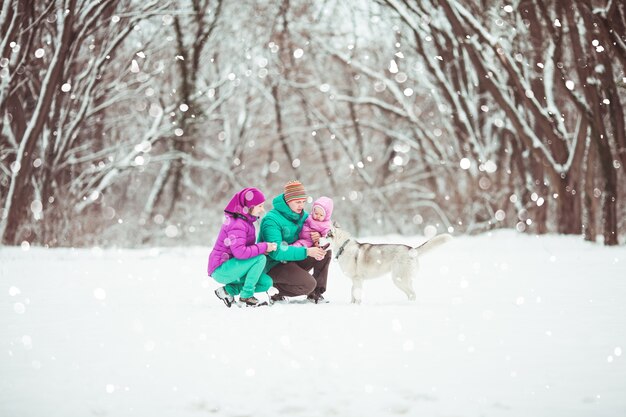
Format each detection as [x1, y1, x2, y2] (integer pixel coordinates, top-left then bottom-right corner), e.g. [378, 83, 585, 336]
[284, 180, 308, 203]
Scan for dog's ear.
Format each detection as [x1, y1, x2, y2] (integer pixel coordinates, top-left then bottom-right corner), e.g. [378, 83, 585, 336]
[332, 220, 342, 229]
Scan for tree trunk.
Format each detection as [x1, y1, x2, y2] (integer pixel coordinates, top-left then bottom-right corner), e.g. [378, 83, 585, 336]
[530, 157, 548, 234]
[555, 175, 582, 235]
[1, 0, 76, 244]
[582, 137, 597, 241]
[594, 131, 619, 245]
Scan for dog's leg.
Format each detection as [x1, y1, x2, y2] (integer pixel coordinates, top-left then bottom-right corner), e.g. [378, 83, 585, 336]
[402, 277, 416, 301]
[392, 263, 417, 301]
[351, 278, 364, 304]
[392, 274, 415, 300]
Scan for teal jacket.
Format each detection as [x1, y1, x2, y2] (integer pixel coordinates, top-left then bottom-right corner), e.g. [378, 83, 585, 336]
[258, 194, 309, 272]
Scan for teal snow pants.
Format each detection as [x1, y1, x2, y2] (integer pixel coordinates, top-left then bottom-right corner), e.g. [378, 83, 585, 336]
[211, 255, 273, 298]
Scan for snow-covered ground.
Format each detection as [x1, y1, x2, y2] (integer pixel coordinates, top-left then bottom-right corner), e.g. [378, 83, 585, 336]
[1, 230, 625, 417]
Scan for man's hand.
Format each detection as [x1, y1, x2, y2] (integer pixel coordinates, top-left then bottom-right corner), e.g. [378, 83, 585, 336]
[306, 246, 326, 261]
[310, 231, 321, 244]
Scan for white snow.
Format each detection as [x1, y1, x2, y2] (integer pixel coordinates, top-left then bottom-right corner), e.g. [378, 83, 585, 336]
[1, 230, 625, 416]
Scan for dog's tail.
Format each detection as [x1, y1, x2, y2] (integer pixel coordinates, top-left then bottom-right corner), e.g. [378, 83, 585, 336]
[416, 233, 453, 255]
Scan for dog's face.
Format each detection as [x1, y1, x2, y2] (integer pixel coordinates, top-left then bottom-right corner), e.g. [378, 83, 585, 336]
[325, 222, 351, 251]
[318, 236, 331, 248]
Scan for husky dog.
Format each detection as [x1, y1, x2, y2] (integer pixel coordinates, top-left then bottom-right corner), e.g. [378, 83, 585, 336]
[325, 225, 452, 304]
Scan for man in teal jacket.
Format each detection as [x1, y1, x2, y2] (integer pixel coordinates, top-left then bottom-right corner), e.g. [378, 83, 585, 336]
[258, 181, 331, 303]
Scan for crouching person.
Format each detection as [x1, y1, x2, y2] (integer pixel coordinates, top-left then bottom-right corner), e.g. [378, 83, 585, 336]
[207, 187, 277, 307]
[258, 181, 331, 304]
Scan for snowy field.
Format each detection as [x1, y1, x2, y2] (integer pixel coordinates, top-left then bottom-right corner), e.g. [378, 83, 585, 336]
[1, 230, 625, 417]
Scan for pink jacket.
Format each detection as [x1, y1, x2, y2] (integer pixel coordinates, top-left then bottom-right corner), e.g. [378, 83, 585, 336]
[293, 196, 333, 247]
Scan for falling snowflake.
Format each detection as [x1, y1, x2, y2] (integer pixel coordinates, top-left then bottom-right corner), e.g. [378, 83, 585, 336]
[424, 225, 437, 238]
[484, 160, 497, 173]
[388, 60, 398, 73]
[165, 225, 179, 238]
[93, 288, 107, 300]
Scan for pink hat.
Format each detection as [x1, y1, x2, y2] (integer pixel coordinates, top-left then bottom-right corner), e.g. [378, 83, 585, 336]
[312, 196, 334, 221]
[224, 187, 265, 214]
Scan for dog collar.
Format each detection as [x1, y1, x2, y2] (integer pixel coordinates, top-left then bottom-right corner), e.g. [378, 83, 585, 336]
[335, 239, 351, 259]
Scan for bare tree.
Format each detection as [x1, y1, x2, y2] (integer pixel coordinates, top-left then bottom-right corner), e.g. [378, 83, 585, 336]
[2, 0, 622, 247]
[1, 0, 166, 245]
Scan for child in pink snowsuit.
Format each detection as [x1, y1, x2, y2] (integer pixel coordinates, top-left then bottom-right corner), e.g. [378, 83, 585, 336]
[293, 196, 334, 248]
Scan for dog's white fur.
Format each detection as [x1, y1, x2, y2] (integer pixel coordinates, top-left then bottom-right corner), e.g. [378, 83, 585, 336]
[326, 226, 452, 304]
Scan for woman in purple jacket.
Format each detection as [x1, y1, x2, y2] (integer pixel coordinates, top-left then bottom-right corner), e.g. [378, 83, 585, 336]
[208, 188, 277, 307]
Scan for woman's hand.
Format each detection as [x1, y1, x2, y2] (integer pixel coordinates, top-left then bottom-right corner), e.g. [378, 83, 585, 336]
[310, 231, 321, 244]
[306, 246, 326, 261]
[265, 242, 277, 253]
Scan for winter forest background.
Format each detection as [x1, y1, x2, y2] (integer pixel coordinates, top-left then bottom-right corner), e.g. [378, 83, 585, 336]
[1, 0, 625, 248]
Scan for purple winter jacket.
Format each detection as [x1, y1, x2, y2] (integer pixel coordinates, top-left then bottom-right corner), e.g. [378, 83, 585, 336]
[207, 189, 268, 276]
